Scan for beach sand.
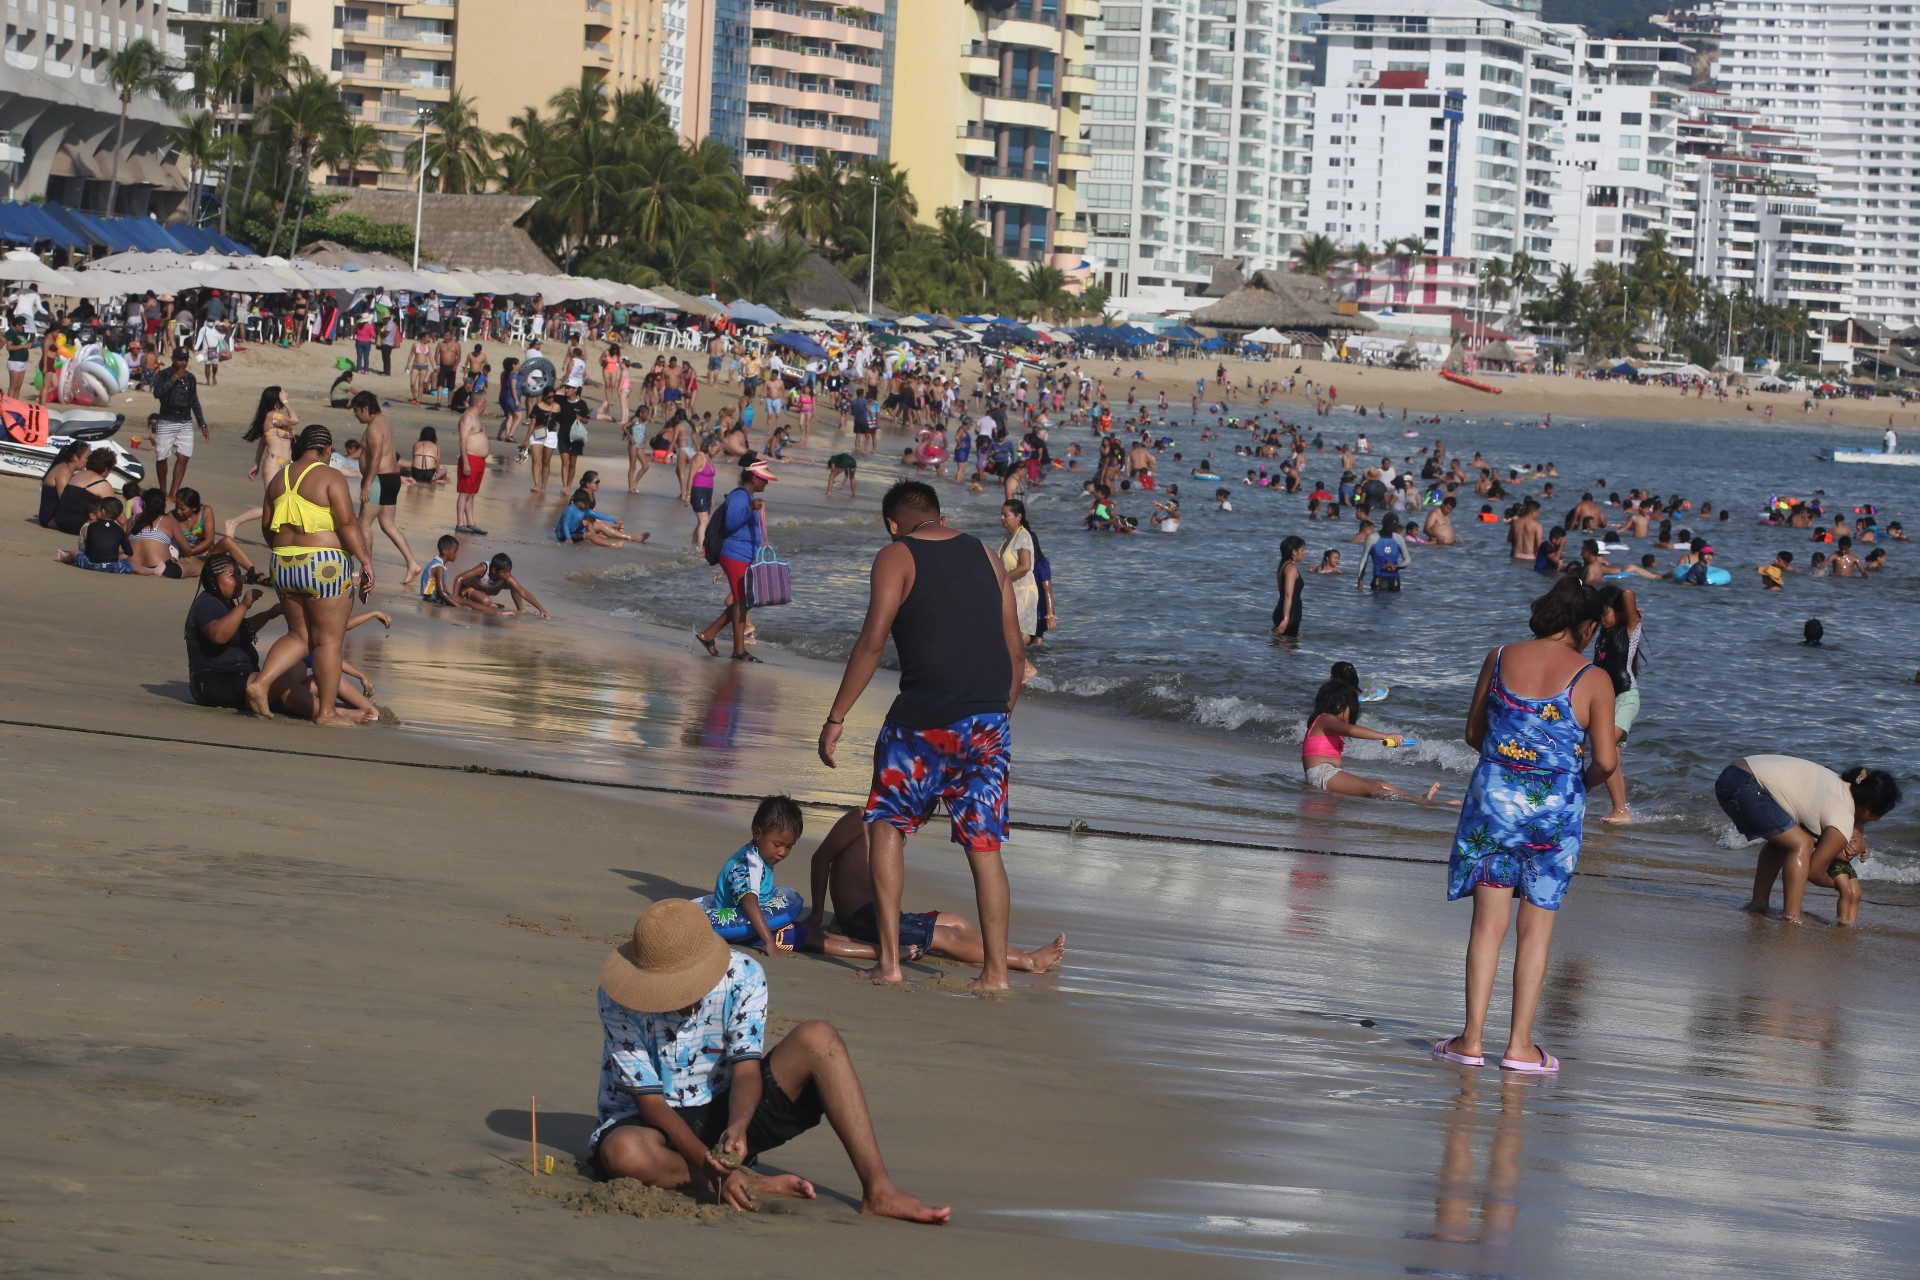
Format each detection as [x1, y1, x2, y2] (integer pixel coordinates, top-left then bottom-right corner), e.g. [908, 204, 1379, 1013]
[7, 335, 1920, 1276]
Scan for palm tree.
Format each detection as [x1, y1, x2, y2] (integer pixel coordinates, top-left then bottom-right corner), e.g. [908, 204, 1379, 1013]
[1019, 262, 1070, 320]
[719, 236, 810, 307]
[181, 34, 242, 223]
[611, 82, 673, 137]
[168, 110, 227, 225]
[267, 72, 348, 255]
[321, 120, 383, 189]
[104, 38, 176, 213]
[1509, 249, 1537, 307]
[1343, 242, 1375, 305]
[1291, 232, 1341, 277]
[542, 114, 638, 267]
[773, 154, 847, 249]
[1479, 256, 1509, 316]
[232, 21, 309, 234]
[405, 87, 495, 194]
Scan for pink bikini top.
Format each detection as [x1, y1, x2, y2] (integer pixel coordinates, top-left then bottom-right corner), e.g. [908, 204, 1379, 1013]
[1302, 714, 1344, 761]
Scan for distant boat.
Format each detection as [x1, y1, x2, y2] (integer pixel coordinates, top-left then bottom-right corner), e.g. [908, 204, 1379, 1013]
[1824, 448, 1920, 467]
[1441, 370, 1502, 394]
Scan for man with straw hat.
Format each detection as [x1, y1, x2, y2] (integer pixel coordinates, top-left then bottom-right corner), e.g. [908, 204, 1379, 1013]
[590, 899, 949, 1222]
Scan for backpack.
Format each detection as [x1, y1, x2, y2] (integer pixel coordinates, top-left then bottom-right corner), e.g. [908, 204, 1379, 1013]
[703, 488, 741, 565]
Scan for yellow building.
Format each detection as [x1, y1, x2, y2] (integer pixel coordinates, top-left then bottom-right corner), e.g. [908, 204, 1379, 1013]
[288, 0, 670, 192]
[888, 0, 1096, 266]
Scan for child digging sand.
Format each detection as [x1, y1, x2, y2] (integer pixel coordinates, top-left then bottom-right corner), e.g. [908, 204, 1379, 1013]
[710, 797, 912, 961]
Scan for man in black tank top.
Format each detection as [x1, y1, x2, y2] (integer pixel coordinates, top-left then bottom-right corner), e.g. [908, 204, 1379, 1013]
[819, 481, 1025, 990]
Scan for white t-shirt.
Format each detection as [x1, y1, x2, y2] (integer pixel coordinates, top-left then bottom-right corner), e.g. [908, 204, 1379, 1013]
[1744, 755, 1856, 836]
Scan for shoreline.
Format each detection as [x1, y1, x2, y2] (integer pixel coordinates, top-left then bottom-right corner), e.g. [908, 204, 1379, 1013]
[8, 337, 1920, 1274]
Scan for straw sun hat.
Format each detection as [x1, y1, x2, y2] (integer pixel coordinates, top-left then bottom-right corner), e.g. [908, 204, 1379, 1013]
[601, 900, 730, 1013]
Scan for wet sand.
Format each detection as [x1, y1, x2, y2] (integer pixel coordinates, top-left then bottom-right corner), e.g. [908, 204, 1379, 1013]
[7, 337, 1920, 1275]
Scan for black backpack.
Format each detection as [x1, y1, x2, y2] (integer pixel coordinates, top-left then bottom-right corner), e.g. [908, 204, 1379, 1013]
[702, 488, 740, 565]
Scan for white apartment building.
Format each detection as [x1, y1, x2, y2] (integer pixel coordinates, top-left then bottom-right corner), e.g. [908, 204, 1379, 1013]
[1716, 1, 1920, 326]
[1082, 0, 1312, 297]
[1673, 100, 1854, 349]
[1305, 0, 1571, 268]
[0, 0, 185, 213]
[1547, 35, 1690, 277]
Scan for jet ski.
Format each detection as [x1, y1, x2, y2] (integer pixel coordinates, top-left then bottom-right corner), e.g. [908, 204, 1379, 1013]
[0, 396, 144, 486]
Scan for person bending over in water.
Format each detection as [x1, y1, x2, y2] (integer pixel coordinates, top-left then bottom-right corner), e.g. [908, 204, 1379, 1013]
[799, 809, 1066, 974]
[1301, 679, 1443, 802]
[1715, 757, 1898, 925]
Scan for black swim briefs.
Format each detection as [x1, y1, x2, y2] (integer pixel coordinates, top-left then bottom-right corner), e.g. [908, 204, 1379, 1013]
[375, 472, 401, 505]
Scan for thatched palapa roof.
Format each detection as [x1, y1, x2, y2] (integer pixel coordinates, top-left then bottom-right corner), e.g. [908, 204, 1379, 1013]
[1203, 256, 1248, 298]
[1191, 270, 1377, 335]
[329, 190, 558, 274]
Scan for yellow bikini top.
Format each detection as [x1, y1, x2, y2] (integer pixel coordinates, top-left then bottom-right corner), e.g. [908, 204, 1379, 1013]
[269, 462, 336, 535]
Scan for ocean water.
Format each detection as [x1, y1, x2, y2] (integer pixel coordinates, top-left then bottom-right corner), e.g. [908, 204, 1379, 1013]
[576, 409, 1920, 903]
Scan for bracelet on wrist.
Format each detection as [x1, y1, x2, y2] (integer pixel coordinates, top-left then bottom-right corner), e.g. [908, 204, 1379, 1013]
[824, 716, 843, 725]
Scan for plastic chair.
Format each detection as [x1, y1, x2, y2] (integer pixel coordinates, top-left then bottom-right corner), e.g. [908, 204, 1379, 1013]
[507, 315, 529, 346]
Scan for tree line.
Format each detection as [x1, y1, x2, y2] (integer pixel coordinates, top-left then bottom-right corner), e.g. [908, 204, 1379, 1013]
[1289, 229, 1820, 368]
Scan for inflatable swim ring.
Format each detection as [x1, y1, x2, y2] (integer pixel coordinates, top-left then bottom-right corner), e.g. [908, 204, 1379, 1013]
[1358, 684, 1388, 704]
[1669, 565, 1732, 586]
[1192, 471, 1220, 481]
[694, 886, 804, 943]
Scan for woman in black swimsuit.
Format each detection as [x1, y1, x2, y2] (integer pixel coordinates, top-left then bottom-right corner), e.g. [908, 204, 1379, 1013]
[1272, 535, 1307, 641]
[37, 440, 90, 528]
[51, 448, 118, 535]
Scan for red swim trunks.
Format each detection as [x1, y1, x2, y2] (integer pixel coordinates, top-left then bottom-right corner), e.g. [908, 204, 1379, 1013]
[456, 455, 485, 495]
[719, 555, 749, 603]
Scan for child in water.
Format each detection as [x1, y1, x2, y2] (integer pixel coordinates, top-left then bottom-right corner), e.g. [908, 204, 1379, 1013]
[1300, 677, 1445, 802]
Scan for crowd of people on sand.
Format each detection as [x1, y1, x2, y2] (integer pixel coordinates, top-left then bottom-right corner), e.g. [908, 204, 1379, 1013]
[18, 276, 1917, 1225]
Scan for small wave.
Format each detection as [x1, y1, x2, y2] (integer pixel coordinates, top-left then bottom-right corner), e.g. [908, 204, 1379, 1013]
[1858, 856, 1920, 884]
[1028, 673, 1129, 698]
[1189, 694, 1290, 733]
[1712, 821, 1757, 850]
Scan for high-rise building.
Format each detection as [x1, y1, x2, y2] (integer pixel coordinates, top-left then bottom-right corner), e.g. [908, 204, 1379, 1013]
[1546, 34, 1691, 277]
[1672, 101, 1854, 349]
[0, 0, 186, 213]
[289, 0, 669, 192]
[889, 0, 1098, 266]
[676, 0, 887, 199]
[1715, 0, 1919, 325]
[1305, 0, 1571, 265]
[1082, 0, 1312, 300]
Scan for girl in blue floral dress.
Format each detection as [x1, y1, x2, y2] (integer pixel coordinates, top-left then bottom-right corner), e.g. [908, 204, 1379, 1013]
[1435, 577, 1618, 1075]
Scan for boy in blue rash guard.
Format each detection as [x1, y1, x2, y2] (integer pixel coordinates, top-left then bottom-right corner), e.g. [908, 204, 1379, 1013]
[713, 796, 804, 956]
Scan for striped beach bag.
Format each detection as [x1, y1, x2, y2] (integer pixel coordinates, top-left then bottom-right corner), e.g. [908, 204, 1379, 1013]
[744, 512, 791, 608]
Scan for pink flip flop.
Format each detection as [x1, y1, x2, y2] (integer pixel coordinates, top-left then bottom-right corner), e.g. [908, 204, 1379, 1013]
[1499, 1046, 1560, 1074]
[1432, 1037, 1484, 1066]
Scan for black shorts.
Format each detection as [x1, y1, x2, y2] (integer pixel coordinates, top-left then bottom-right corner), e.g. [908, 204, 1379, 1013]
[690, 487, 713, 514]
[190, 670, 251, 710]
[563, 435, 586, 457]
[592, 1059, 823, 1169]
[437, 366, 456, 390]
[842, 902, 939, 954]
[374, 473, 401, 505]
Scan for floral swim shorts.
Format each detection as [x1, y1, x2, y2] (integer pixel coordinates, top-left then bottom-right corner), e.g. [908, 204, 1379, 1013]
[864, 713, 1011, 853]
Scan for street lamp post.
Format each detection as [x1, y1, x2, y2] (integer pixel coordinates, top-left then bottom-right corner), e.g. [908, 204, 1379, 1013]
[411, 106, 431, 272]
[866, 174, 880, 315]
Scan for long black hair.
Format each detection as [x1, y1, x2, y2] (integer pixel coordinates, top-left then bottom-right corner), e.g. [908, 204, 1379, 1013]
[244, 386, 282, 442]
[1309, 678, 1359, 728]
[1003, 498, 1043, 566]
[1529, 575, 1603, 638]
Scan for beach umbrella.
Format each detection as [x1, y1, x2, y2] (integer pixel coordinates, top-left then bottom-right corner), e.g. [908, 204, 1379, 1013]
[768, 331, 829, 359]
[0, 251, 64, 287]
[1243, 327, 1287, 344]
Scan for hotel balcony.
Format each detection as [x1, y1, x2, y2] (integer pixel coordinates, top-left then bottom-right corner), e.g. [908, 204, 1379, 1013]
[1057, 141, 1092, 170]
[989, 19, 1067, 51]
[744, 117, 880, 157]
[750, 3, 884, 50]
[980, 93, 1060, 131]
[748, 79, 879, 120]
[750, 40, 883, 84]
[977, 172, 1056, 208]
[956, 123, 997, 159]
